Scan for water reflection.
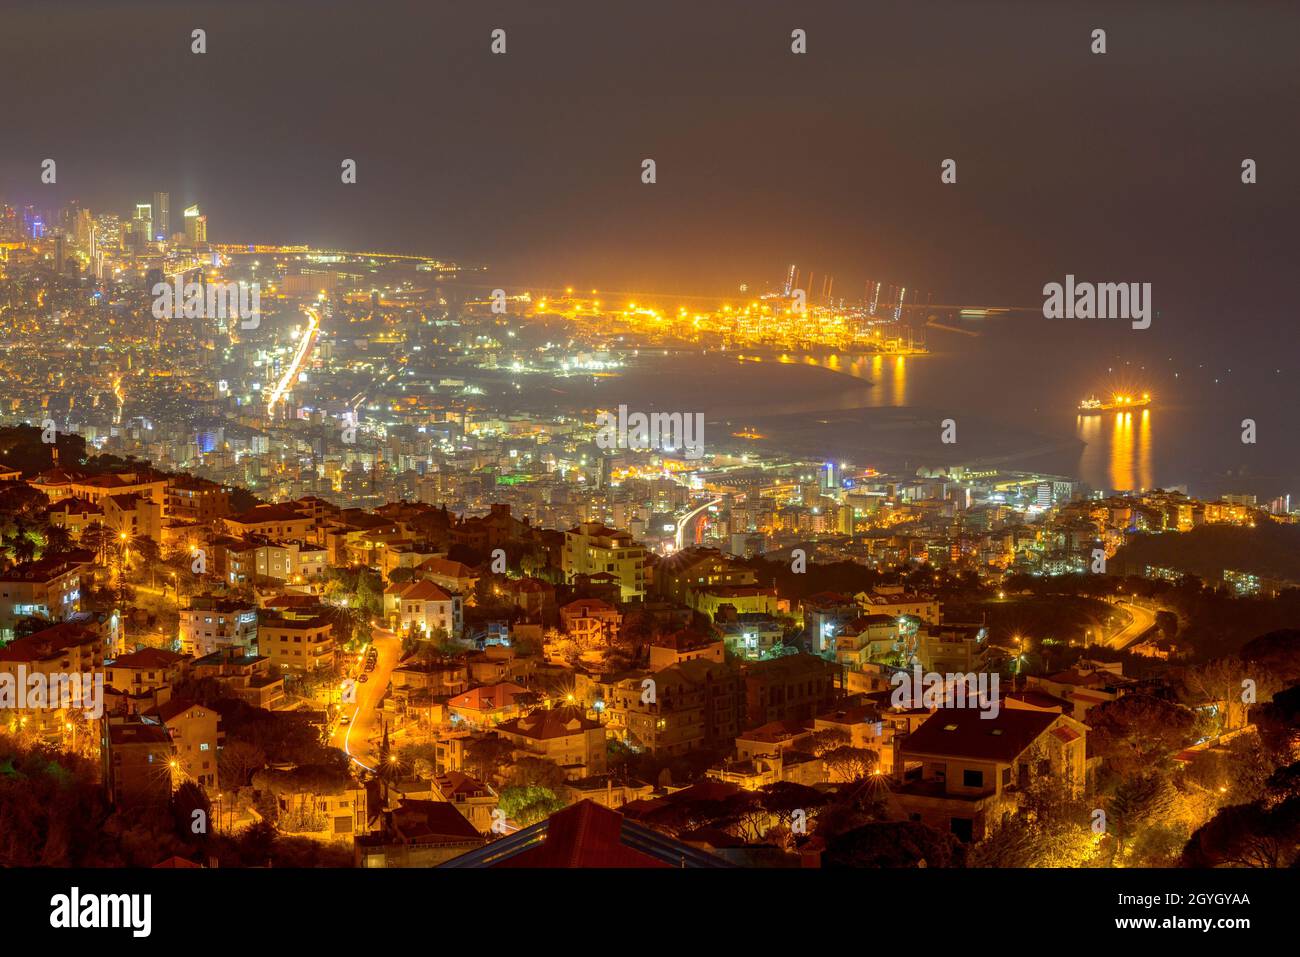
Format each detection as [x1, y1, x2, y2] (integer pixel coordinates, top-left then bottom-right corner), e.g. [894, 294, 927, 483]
[1078, 409, 1153, 492]
[791, 351, 910, 407]
[892, 355, 907, 406]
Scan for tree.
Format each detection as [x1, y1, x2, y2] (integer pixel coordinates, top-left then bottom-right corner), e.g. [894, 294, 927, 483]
[1239, 629, 1300, 686]
[80, 522, 115, 566]
[1262, 761, 1300, 807]
[824, 820, 966, 868]
[39, 522, 74, 556]
[464, 735, 516, 784]
[718, 790, 769, 842]
[1156, 609, 1178, 640]
[823, 746, 877, 782]
[1180, 656, 1275, 734]
[11, 614, 50, 639]
[170, 781, 212, 844]
[396, 743, 439, 779]
[1253, 683, 1300, 759]
[0, 481, 47, 521]
[237, 820, 278, 866]
[0, 739, 115, 866]
[503, 756, 566, 791]
[1087, 694, 1197, 777]
[805, 728, 850, 756]
[1107, 772, 1175, 863]
[970, 812, 1099, 868]
[129, 534, 162, 574]
[8, 531, 37, 565]
[759, 781, 829, 836]
[1181, 798, 1300, 868]
[218, 741, 267, 789]
[497, 785, 566, 827]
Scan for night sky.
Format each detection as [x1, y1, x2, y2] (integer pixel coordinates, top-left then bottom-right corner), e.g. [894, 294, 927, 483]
[2, 0, 1298, 350]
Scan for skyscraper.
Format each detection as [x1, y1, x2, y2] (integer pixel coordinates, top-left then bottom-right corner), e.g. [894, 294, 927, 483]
[184, 204, 206, 246]
[133, 203, 153, 248]
[152, 191, 169, 240]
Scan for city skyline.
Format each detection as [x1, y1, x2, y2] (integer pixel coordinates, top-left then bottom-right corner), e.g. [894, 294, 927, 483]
[0, 0, 1295, 936]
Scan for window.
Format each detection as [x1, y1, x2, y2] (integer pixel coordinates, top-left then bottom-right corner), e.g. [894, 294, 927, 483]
[962, 769, 984, 788]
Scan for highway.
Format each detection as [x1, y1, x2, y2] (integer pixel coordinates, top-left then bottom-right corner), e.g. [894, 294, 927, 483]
[673, 497, 722, 551]
[266, 304, 320, 417]
[1104, 600, 1158, 650]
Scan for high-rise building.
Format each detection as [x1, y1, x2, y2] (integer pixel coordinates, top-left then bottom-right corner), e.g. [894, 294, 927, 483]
[75, 208, 94, 248]
[152, 191, 169, 241]
[821, 461, 838, 492]
[96, 214, 121, 253]
[184, 204, 207, 245]
[133, 203, 153, 248]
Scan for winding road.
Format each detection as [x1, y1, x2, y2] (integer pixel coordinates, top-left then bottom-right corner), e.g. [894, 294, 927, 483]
[329, 621, 402, 771]
[1105, 600, 1158, 650]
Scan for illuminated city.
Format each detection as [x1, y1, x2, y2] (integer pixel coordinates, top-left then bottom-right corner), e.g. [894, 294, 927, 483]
[0, 0, 1293, 937]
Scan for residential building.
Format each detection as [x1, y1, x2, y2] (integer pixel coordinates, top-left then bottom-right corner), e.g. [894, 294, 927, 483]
[179, 596, 257, 656]
[257, 614, 337, 672]
[0, 552, 93, 640]
[496, 705, 607, 779]
[893, 707, 1089, 842]
[562, 522, 646, 602]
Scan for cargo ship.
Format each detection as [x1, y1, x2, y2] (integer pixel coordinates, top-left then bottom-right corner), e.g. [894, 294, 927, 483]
[1078, 392, 1151, 413]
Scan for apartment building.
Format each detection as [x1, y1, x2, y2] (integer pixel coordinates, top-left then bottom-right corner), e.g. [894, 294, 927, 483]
[179, 596, 258, 656]
[562, 522, 645, 602]
[257, 614, 337, 672]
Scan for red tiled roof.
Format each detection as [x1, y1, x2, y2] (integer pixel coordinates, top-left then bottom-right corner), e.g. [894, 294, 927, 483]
[0, 623, 98, 663]
[0, 551, 94, 583]
[109, 648, 190, 669]
[561, 597, 615, 615]
[434, 771, 491, 799]
[449, 682, 529, 711]
[147, 698, 211, 723]
[1004, 690, 1071, 712]
[417, 556, 477, 578]
[623, 780, 741, 815]
[493, 801, 671, 868]
[498, 706, 598, 740]
[392, 799, 483, 842]
[740, 718, 811, 742]
[399, 580, 454, 602]
[227, 504, 308, 524]
[29, 468, 82, 486]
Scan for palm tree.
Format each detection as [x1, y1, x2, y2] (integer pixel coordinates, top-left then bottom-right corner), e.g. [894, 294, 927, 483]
[10, 532, 37, 565]
[80, 522, 114, 565]
[40, 522, 73, 556]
